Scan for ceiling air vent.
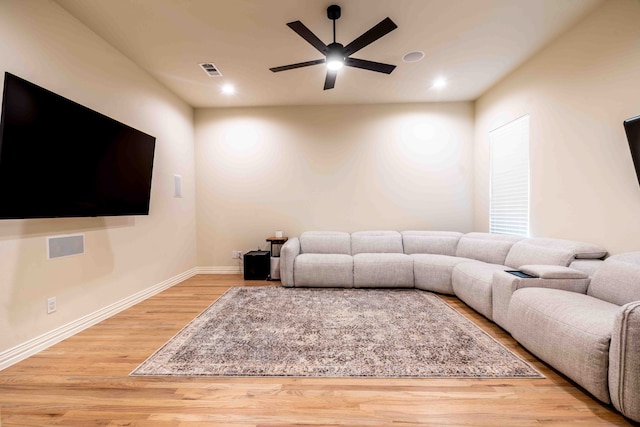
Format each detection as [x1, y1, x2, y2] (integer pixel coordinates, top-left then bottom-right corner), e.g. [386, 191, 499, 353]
[199, 63, 222, 77]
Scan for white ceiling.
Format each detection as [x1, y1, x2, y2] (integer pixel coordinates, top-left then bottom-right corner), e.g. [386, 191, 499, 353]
[55, 0, 602, 108]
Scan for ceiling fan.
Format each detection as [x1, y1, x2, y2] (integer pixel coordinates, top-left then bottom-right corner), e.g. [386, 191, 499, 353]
[269, 5, 398, 90]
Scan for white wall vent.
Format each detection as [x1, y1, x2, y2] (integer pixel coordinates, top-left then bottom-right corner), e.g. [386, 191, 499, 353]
[199, 63, 223, 77]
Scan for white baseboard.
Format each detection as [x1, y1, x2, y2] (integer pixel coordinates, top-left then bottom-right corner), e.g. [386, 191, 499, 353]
[0, 267, 198, 371]
[197, 266, 242, 274]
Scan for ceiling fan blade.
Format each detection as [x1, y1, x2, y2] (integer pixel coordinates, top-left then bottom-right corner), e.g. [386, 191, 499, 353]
[324, 70, 337, 90]
[287, 21, 329, 55]
[270, 59, 326, 73]
[345, 58, 396, 74]
[343, 17, 398, 57]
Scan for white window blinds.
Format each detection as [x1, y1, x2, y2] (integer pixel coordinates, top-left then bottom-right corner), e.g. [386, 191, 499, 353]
[489, 115, 530, 237]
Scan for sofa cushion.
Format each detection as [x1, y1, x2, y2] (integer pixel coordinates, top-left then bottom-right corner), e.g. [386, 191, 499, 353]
[299, 231, 351, 255]
[294, 253, 353, 288]
[401, 230, 463, 256]
[569, 259, 604, 277]
[353, 253, 413, 288]
[411, 254, 476, 294]
[351, 230, 403, 255]
[491, 269, 591, 333]
[456, 232, 523, 265]
[505, 237, 607, 269]
[588, 252, 640, 306]
[452, 262, 509, 319]
[504, 238, 572, 268]
[509, 288, 618, 403]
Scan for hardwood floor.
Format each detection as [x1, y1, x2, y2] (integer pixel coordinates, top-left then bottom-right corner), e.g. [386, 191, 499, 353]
[0, 275, 635, 426]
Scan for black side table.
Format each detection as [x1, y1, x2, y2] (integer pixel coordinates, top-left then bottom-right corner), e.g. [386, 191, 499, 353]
[266, 237, 288, 257]
[266, 237, 288, 280]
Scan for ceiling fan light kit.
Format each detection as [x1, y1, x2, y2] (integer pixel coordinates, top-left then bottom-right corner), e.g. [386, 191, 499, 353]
[269, 4, 398, 90]
[326, 43, 345, 70]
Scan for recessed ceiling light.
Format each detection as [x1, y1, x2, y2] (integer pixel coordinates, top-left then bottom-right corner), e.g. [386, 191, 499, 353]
[432, 77, 447, 89]
[402, 51, 424, 63]
[222, 84, 235, 95]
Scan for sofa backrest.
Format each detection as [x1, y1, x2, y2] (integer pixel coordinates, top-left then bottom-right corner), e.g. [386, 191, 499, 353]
[588, 252, 640, 306]
[351, 230, 403, 255]
[505, 237, 607, 269]
[568, 259, 604, 277]
[456, 232, 523, 265]
[401, 231, 462, 256]
[299, 231, 351, 255]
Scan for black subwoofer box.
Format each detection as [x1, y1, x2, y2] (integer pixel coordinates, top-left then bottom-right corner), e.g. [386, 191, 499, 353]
[243, 250, 270, 280]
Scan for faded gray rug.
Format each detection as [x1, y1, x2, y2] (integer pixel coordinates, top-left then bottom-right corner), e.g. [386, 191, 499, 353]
[131, 287, 542, 378]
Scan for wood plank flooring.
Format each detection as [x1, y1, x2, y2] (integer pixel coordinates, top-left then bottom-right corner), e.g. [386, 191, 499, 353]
[0, 275, 635, 426]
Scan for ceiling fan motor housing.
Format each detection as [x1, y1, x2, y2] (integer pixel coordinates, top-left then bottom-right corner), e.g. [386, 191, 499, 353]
[327, 42, 344, 58]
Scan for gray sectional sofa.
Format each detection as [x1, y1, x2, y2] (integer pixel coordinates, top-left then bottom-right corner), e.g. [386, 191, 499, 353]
[280, 230, 640, 422]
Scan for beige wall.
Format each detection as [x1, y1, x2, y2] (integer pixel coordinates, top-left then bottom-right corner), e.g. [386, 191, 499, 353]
[195, 103, 474, 266]
[475, 0, 640, 254]
[0, 0, 196, 352]
[6, 0, 634, 357]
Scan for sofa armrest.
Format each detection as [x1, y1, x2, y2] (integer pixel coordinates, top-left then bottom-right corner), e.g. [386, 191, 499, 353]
[519, 264, 589, 279]
[492, 268, 590, 332]
[280, 237, 300, 287]
[609, 301, 640, 423]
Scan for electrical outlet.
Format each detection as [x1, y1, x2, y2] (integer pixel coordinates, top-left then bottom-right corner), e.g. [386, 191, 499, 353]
[232, 250, 243, 259]
[47, 297, 57, 314]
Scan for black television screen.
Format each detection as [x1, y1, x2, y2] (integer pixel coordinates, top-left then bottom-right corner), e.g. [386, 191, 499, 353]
[624, 114, 640, 190]
[0, 72, 156, 219]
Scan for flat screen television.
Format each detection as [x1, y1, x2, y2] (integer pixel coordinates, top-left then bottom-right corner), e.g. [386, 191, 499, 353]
[0, 72, 156, 219]
[624, 114, 640, 190]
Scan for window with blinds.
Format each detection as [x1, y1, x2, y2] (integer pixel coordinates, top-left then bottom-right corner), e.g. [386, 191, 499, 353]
[489, 115, 530, 237]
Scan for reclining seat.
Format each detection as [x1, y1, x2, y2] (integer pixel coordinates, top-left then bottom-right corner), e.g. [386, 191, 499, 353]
[508, 252, 640, 422]
[402, 230, 474, 294]
[452, 233, 524, 319]
[491, 237, 608, 329]
[293, 231, 353, 287]
[352, 231, 413, 288]
[453, 234, 607, 320]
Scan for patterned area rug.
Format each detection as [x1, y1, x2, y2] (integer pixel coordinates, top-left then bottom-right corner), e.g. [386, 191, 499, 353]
[131, 287, 542, 378]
